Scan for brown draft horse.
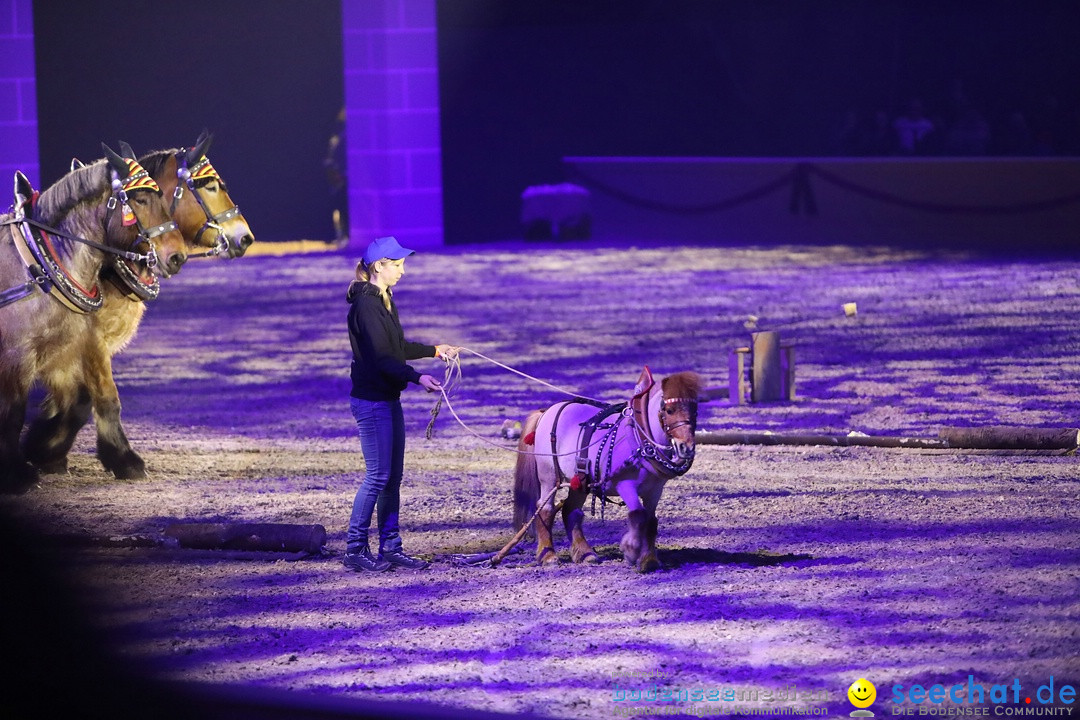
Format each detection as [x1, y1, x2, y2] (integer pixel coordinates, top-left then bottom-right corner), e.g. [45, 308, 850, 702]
[513, 367, 702, 572]
[22, 133, 255, 480]
[0, 145, 188, 493]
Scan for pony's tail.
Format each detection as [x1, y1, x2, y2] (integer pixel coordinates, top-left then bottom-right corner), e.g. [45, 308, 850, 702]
[512, 410, 544, 533]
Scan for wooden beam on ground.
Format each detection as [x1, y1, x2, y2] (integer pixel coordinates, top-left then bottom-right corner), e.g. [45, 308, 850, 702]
[696, 426, 1079, 451]
[938, 426, 1079, 450]
[162, 523, 327, 553]
[695, 431, 949, 449]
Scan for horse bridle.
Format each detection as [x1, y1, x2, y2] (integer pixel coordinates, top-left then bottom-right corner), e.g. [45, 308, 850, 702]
[631, 390, 697, 477]
[102, 158, 182, 301]
[104, 158, 179, 267]
[659, 397, 698, 435]
[171, 154, 241, 258]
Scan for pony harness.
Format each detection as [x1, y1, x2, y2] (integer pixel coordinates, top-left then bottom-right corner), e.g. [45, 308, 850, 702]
[546, 399, 629, 517]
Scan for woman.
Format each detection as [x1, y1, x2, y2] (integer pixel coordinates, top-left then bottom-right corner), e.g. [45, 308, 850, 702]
[344, 236, 458, 572]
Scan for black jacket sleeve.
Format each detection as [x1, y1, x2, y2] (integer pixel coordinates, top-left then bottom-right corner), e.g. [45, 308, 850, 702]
[350, 295, 423, 388]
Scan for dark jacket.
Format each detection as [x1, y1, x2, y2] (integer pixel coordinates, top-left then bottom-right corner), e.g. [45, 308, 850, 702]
[347, 281, 436, 401]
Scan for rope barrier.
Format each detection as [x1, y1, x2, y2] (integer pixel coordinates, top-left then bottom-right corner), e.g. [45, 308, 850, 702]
[806, 163, 1080, 215]
[567, 159, 1080, 217]
[566, 163, 794, 215]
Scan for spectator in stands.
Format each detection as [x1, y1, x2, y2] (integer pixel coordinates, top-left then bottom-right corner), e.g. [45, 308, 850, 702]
[892, 99, 935, 155]
[828, 108, 863, 156]
[997, 110, 1034, 156]
[862, 109, 897, 156]
[944, 103, 992, 155]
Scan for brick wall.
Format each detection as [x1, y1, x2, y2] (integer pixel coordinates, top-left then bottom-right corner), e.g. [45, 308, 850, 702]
[0, 0, 37, 187]
[342, 0, 443, 250]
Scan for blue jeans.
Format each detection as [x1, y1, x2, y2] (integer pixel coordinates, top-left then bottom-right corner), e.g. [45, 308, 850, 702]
[346, 397, 405, 554]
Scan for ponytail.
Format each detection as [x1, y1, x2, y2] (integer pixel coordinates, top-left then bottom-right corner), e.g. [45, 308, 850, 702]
[352, 259, 392, 310]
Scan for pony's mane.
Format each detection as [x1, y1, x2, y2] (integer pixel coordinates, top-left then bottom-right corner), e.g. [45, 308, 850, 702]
[662, 371, 703, 400]
[34, 160, 110, 225]
[137, 148, 181, 180]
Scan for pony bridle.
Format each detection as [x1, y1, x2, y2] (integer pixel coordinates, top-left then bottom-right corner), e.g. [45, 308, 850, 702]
[631, 392, 698, 476]
[105, 159, 178, 274]
[660, 397, 698, 435]
[658, 396, 698, 463]
[171, 155, 240, 258]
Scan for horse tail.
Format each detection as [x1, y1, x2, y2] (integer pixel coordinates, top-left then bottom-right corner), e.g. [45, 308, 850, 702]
[512, 410, 544, 532]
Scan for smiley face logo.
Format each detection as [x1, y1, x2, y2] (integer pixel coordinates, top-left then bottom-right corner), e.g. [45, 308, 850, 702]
[848, 678, 877, 709]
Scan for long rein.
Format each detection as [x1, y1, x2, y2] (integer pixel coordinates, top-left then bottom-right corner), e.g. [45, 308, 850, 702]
[0, 213, 164, 310]
[0, 215, 160, 265]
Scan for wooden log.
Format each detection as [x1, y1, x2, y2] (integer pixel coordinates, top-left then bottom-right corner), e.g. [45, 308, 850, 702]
[751, 331, 783, 402]
[727, 348, 749, 405]
[695, 431, 949, 449]
[696, 427, 1080, 450]
[780, 343, 796, 401]
[938, 426, 1079, 450]
[162, 523, 327, 553]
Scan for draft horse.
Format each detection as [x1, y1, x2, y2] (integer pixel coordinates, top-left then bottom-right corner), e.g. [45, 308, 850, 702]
[22, 133, 255, 479]
[513, 367, 702, 572]
[0, 144, 188, 492]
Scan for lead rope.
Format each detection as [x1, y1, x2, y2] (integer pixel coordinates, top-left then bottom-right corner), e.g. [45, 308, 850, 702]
[426, 347, 630, 460]
[458, 347, 605, 404]
[425, 350, 463, 439]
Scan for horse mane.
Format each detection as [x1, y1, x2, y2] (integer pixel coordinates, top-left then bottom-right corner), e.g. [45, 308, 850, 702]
[139, 147, 226, 191]
[137, 148, 180, 180]
[662, 371, 703, 400]
[34, 149, 181, 227]
[34, 160, 110, 226]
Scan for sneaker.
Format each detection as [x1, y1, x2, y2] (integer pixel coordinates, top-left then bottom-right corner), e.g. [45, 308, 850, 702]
[380, 550, 430, 570]
[343, 547, 391, 572]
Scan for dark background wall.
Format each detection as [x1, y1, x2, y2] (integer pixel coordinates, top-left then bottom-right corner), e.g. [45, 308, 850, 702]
[438, 0, 1080, 244]
[33, 0, 343, 242]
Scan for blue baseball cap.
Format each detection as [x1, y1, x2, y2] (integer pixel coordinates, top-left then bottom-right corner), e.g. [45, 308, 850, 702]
[363, 236, 415, 265]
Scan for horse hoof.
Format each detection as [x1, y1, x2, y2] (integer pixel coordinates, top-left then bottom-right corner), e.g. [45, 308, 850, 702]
[637, 555, 661, 574]
[576, 551, 600, 565]
[34, 458, 69, 475]
[0, 463, 40, 495]
[101, 452, 146, 479]
[537, 547, 560, 566]
[112, 464, 147, 480]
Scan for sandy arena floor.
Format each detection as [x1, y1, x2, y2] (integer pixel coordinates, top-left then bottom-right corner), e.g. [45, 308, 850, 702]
[2, 240, 1078, 719]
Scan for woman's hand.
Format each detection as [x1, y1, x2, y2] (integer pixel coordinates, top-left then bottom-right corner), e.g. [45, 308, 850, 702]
[418, 374, 442, 393]
[435, 344, 460, 361]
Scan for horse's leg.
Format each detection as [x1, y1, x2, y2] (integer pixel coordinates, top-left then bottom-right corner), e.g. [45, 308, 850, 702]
[0, 370, 38, 493]
[637, 511, 660, 573]
[24, 381, 92, 474]
[615, 476, 646, 565]
[636, 484, 666, 574]
[84, 346, 145, 479]
[561, 488, 599, 564]
[535, 504, 560, 565]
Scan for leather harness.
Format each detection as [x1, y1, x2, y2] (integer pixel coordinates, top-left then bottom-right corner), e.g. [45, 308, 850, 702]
[0, 161, 176, 312]
[544, 384, 696, 519]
